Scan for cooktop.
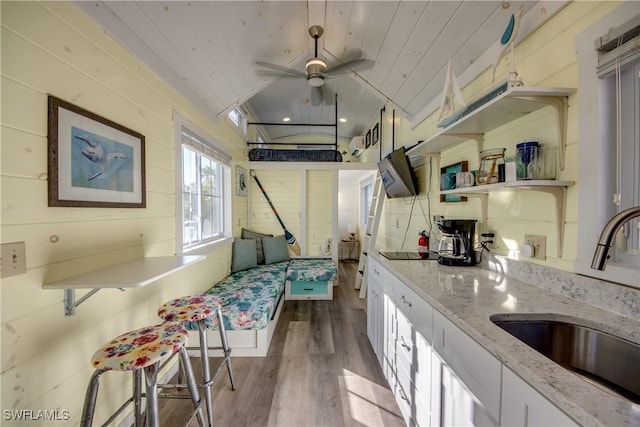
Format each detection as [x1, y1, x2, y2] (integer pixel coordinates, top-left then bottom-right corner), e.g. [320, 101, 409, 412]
[379, 251, 439, 260]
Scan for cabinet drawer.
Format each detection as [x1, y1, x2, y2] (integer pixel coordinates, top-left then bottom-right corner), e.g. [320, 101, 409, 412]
[368, 257, 394, 290]
[396, 308, 416, 363]
[433, 310, 501, 422]
[286, 281, 332, 300]
[393, 280, 433, 344]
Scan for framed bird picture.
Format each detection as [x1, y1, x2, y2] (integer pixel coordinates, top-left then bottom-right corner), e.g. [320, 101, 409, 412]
[47, 95, 146, 208]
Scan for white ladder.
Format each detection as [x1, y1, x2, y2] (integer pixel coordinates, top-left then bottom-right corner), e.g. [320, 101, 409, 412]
[355, 172, 385, 299]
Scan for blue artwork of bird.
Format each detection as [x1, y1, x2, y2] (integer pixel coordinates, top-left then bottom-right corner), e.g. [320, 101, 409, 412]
[74, 134, 130, 181]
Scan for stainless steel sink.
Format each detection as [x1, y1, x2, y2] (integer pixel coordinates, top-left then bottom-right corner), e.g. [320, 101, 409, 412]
[490, 313, 640, 403]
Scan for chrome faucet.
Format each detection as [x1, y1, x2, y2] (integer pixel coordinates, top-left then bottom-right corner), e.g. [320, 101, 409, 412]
[591, 206, 640, 270]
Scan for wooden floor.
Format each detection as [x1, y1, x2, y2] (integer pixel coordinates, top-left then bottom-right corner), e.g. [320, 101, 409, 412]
[158, 261, 404, 427]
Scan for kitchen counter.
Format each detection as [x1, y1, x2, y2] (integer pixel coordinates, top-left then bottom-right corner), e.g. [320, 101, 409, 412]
[369, 251, 640, 427]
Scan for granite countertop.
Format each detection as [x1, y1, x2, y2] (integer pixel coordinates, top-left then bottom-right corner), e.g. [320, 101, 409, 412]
[369, 252, 640, 427]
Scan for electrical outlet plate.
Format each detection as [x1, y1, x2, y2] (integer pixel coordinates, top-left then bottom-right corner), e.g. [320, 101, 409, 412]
[1, 241, 27, 278]
[524, 234, 546, 260]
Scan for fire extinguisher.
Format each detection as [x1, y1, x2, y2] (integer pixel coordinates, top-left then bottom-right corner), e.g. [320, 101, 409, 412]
[418, 230, 429, 259]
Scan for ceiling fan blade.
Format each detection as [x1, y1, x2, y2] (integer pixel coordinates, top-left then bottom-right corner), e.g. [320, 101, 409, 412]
[310, 86, 323, 106]
[325, 58, 375, 76]
[255, 61, 305, 77]
[255, 69, 304, 79]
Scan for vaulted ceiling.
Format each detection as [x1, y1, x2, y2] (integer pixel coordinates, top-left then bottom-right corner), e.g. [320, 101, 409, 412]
[78, 1, 536, 144]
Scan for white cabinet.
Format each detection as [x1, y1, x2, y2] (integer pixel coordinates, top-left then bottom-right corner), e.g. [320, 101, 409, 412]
[501, 367, 579, 427]
[367, 259, 576, 427]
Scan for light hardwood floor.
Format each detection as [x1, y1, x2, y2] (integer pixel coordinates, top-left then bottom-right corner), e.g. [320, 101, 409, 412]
[158, 261, 404, 427]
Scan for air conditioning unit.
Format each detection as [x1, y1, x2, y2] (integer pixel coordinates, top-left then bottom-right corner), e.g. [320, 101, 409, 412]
[349, 136, 366, 157]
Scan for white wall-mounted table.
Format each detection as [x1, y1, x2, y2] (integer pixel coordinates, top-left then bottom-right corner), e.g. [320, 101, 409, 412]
[43, 256, 205, 315]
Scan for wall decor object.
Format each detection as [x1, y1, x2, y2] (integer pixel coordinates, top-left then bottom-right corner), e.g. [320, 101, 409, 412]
[372, 123, 379, 145]
[48, 95, 145, 208]
[440, 161, 468, 203]
[236, 166, 248, 196]
[365, 129, 371, 148]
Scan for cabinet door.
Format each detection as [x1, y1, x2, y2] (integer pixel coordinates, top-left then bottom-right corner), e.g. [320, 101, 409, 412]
[440, 362, 499, 427]
[501, 367, 579, 427]
[367, 278, 383, 364]
[392, 277, 433, 344]
[433, 310, 501, 422]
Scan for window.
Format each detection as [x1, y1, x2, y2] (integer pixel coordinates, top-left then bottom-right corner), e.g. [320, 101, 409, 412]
[576, 7, 640, 288]
[228, 107, 247, 136]
[360, 176, 373, 227]
[174, 113, 232, 253]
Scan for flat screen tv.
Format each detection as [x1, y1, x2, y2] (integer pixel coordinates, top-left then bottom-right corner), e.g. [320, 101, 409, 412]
[377, 147, 419, 198]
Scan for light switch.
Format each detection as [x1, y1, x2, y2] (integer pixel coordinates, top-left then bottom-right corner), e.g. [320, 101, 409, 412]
[1, 241, 27, 278]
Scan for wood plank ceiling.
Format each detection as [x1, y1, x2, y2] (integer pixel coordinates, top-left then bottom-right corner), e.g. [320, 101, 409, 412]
[77, 1, 536, 144]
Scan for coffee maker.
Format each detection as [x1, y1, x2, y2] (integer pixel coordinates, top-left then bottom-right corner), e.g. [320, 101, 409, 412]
[437, 219, 477, 266]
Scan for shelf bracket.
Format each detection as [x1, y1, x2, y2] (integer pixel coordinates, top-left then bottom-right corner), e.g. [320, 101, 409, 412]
[511, 96, 569, 171]
[63, 287, 125, 316]
[528, 185, 567, 258]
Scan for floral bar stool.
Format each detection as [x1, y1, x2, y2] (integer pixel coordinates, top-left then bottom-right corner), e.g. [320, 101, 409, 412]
[158, 295, 235, 427]
[81, 323, 204, 427]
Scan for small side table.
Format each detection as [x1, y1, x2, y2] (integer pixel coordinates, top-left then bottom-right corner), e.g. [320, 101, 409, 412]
[339, 239, 360, 260]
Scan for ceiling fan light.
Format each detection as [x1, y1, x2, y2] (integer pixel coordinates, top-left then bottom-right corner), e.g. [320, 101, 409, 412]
[307, 76, 324, 87]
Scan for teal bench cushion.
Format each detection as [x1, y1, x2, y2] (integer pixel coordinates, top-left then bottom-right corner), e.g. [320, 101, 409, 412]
[286, 258, 338, 282]
[184, 261, 288, 331]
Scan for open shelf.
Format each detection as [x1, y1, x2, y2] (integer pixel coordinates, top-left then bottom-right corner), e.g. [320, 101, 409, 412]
[407, 86, 576, 169]
[442, 180, 574, 258]
[440, 180, 574, 195]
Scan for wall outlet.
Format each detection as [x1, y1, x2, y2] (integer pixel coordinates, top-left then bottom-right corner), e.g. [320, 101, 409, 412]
[524, 234, 546, 260]
[1, 241, 27, 278]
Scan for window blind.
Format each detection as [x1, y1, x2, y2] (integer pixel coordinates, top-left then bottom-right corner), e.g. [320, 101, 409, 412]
[181, 126, 231, 165]
[596, 17, 640, 78]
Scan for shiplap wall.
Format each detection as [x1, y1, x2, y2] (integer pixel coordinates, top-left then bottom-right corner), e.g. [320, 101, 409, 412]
[1, 2, 247, 425]
[306, 170, 333, 256]
[364, 1, 621, 272]
[249, 169, 333, 257]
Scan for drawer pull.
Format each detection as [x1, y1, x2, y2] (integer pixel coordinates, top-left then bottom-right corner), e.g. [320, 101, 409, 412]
[401, 295, 412, 307]
[304, 288, 314, 291]
[400, 336, 411, 351]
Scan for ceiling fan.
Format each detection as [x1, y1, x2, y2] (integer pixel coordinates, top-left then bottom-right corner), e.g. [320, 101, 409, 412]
[255, 25, 374, 106]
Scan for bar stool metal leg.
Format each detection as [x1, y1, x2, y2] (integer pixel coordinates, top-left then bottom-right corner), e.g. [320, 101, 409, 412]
[81, 370, 102, 427]
[197, 321, 214, 427]
[215, 308, 236, 390]
[143, 362, 160, 427]
[133, 370, 143, 427]
[179, 346, 206, 427]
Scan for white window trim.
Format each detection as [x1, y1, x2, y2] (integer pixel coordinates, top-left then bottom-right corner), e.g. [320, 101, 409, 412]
[173, 111, 232, 255]
[575, 3, 640, 288]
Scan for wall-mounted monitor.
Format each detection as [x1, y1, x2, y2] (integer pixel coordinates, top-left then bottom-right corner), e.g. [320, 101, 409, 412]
[377, 147, 419, 198]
